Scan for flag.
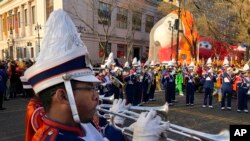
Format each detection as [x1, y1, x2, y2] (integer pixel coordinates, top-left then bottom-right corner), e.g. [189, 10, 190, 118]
[3, 13, 7, 36]
[163, 0, 180, 7]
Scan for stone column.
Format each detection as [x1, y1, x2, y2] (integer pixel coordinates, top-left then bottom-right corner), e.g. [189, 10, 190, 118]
[13, 8, 18, 38]
[20, 5, 25, 37]
[27, 1, 32, 36]
[0, 15, 3, 40]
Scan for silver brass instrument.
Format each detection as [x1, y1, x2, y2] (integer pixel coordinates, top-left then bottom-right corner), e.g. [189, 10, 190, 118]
[96, 104, 229, 141]
[111, 75, 125, 87]
[98, 102, 169, 114]
[99, 95, 114, 102]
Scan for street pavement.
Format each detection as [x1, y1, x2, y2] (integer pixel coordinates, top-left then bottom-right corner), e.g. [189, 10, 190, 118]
[146, 91, 250, 140]
[0, 97, 28, 141]
[0, 91, 249, 141]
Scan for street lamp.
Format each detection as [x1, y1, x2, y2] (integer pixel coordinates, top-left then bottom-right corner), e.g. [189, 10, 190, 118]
[247, 27, 250, 61]
[76, 25, 86, 38]
[175, 0, 182, 64]
[35, 23, 42, 52]
[168, 21, 174, 60]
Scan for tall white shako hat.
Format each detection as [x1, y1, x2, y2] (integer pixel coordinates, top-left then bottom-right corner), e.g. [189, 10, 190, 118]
[20, 76, 32, 89]
[101, 52, 114, 68]
[171, 58, 176, 65]
[150, 60, 155, 67]
[206, 57, 212, 67]
[137, 60, 141, 67]
[101, 58, 112, 69]
[162, 61, 168, 65]
[24, 9, 100, 123]
[144, 60, 149, 67]
[108, 52, 115, 65]
[223, 57, 229, 67]
[242, 63, 250, 73]
[132, 57, 138, 66]
[124, 61, 130, 68]
[188, 61, 195, 69]
[167, 61, 173, 68]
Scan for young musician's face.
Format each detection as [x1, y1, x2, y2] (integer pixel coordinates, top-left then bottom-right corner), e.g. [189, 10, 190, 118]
[73, 82, 99, 123]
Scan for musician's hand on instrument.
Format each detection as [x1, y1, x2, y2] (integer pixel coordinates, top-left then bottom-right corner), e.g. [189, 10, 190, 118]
[131, 110, 169, 141]
[101, 83, 107, 87]
[110, 99, 130, 125]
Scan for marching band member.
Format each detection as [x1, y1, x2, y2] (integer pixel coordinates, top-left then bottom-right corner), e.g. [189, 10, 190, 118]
[124, 58, 137, 105]
[26, 10, 166, 141]
[148, 61, 156, 101]
[236, 64, 250, 113]
[202, 58, 217, 108]
[185, 62, 196, 106]
[176, 68, 184, 96]
[22, 76, 45, 141]
[111, 66, 124, 99]
[142, 61, 151, 103]
[134, 60, 143, 105]
[214, 69, 223, 102]
[221, 57, 233, 110]
[162, 61, 175, 105]
[155, 64, 162, 92]
[99, 67, 113, 97]
[170, 61, 177, 103]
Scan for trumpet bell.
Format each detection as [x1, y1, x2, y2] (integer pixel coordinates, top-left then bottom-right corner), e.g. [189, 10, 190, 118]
[99, 95, 114, 102]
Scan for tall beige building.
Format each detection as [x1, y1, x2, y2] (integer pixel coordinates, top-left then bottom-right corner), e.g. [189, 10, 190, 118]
[0, 0, 160, 64]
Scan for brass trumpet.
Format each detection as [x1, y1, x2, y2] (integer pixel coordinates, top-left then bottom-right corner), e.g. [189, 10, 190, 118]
[96, 105, 229, 141]
[98, 102, 169, 114]
[99, 95, 114, 102]
[110, 75, 125, 87]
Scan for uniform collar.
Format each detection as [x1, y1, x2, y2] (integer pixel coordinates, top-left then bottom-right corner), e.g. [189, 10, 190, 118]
[43, 116, 85, 137]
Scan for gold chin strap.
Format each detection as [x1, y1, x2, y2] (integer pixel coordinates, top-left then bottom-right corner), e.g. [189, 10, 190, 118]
[63, 74, 80, 123]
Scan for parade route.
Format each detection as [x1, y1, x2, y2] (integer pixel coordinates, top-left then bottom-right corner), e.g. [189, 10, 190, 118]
[0, 92, 249, 141]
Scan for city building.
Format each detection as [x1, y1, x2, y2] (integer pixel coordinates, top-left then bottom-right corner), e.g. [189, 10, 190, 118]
[0, 0, 160, 64]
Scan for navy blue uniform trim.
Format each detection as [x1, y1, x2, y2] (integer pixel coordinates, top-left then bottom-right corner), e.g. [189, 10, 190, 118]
[29, 55, 88, 87]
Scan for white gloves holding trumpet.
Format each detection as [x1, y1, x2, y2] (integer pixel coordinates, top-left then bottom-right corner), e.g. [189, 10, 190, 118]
[131, 110, 169, 141]
[110, 99, 130, 125]
[110, 99, 169, 141]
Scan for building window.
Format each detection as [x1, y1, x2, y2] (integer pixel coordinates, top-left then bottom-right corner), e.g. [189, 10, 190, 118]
[8, 14, 13, 31]
[16, 47, 23, 59]
[2, 49, 4, 59]
[31, 47, 34, 58]
[117, 44, 127, 58]
[99, 42, 111, 58]
[133, 46, 141, 59]
[24, 48, 27, 58]
[98, 2, 111, 25]
[116, 7, 127, 29]
[132, 12, 142, 31]
[145, 15, 154, 33]
[24, 9, 27, 26]
[18, 12, 20, 28]
[46, 0, 53, 20]
[32, 6, 36, 24]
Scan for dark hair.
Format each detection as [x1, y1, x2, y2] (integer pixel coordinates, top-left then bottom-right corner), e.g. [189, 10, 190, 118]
[38, 81, 78, 112]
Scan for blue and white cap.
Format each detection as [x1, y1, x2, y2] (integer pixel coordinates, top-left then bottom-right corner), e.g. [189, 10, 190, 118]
[24, 9, 100, 123]
[20, 76, 32, 89]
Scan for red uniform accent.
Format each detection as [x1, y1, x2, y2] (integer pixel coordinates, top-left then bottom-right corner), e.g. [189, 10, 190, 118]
[233, 76, 242, 91]
[25, 99, 43, 141]
[32, 117, 85, 141]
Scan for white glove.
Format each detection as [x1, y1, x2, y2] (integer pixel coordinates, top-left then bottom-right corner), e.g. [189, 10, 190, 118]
[110, 99, 130, 125]
[131, 110, 169, 141]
